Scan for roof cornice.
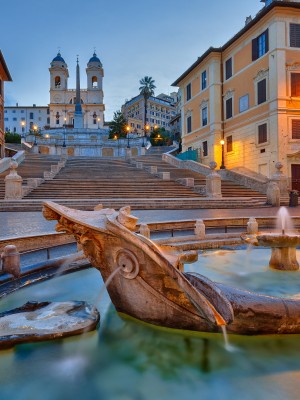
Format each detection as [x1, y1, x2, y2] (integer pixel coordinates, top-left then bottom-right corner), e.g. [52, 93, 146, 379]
[171, 1, 300, 87]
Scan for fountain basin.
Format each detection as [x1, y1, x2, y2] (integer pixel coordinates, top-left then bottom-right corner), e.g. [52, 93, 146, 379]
[0, 300, 100, 349]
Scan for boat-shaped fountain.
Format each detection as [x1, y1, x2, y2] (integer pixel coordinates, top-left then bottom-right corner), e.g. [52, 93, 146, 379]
[40, 201, 300, 335]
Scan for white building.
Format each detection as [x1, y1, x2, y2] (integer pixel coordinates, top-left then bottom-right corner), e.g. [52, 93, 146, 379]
[4, 105, 49, 135]
[49, 52, 105, 130]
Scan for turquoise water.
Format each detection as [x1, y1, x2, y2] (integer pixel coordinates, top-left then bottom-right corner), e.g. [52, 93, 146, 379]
[0, 249, 299, 400]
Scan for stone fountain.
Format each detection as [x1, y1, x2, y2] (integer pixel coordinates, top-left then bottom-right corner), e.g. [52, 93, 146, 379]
[243, 207, 300, 271]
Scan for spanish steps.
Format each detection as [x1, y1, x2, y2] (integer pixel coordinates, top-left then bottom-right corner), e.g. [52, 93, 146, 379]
[0, 151, 267, 211]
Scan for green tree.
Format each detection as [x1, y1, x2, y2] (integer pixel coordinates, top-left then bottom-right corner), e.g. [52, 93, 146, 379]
[108, 111, 128, 138]
[5, 132, 21, 144]
[149, 127, 171, 146]
[139, 76, 156, 134]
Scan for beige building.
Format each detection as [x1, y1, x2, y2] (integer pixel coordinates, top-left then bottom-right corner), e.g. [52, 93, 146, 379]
[0, 50, 12, 158]
[49, 52, 105, 130]
[122, 93, 177, 135]
[172, 0, 300, 189]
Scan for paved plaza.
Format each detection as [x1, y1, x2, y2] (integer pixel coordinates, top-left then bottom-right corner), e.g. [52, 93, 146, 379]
[1, 205, 300, 239]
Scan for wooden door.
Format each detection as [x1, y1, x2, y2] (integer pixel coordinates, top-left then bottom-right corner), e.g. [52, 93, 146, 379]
[291, 164, 300, 192]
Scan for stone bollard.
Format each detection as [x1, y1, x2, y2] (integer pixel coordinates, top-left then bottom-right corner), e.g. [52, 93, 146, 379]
[206, 161, 222, 198]
[125, 148, 131, 159]
[266, 181, 280, 207]
[159, 172, 170, 180]
[270, 162, 289, 198]
[5, 161, 23, 200]
[0, 245, 21, 278]
[139, 223, 151, 239]
[149, 166, 158, 174]
[194, 219, 205, 239]
[247, 217, 258, 235]
[136, 162, 143, 169]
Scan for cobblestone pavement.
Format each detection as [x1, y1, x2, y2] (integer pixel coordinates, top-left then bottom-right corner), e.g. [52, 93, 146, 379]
[1, 206, 300, 239]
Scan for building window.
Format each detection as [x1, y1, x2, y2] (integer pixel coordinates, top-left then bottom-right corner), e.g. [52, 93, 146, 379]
[30, 112, 34, 119]
[55, 76, 61, 88]
[257, 79, 267, 104]
[13, 117, 17, 121]
[56, 119, 60, 125]
[203, 141, 208, 157]
[291, 73, 300, 97]
[290, 23, 300, 48]
[252, 29, 269, 61]
[227, 135, 233, 152]
[201, 70, 207, 90]
[186, 83, 191, 101]
[202, 107, 208, 126]
[225, 58, 232, 80]
[292, 120, 300, 139]
[187, 116, 192, 133]
[93, 119, 97, 124]
[92, 76, 98, 88]
[47, 117, 50, 124]
[226, 98, 233, 119]
[239, 94, 249, 113]
[258, 123, 267, 144]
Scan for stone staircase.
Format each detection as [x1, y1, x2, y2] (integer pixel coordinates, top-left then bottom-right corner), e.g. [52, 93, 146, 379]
[0, 153, 268, 211]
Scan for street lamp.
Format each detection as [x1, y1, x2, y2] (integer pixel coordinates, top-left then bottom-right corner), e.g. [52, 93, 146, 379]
[63, 117, 67, 147]
[143, 124, 150, 147]
[20, 121, 25, 136]
[33, 125, 38, 145]
[126, 125, 130, 148]
[220, 139, 225, 169]
[97, 117, 100, 129]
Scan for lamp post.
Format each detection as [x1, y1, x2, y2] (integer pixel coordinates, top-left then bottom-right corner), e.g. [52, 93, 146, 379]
[63, 117, 67, 147]
[126, 126, 130, 148]
[220, 139, 225, 169]
[143, 125, 150, 147]
[97, 117, 100, 129]
[21, 121, 25, 136]
[33, 125, 38, 145]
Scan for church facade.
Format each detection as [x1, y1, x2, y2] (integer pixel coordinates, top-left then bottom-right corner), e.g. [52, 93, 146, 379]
[49, 52, 105, 130]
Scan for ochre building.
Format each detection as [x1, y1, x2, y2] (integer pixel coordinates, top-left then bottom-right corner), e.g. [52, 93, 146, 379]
[172, 0, 300, 187]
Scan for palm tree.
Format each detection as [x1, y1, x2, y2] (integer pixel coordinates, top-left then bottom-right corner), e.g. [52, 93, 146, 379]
[139, 76, 156, 135]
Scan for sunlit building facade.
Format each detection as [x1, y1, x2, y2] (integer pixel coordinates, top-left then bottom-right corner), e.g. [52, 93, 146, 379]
[172, 0, 300, 187]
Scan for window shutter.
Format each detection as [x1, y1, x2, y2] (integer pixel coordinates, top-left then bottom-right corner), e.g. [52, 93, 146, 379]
[226, 98, 233, 119]
[258, 123, 267, 144]
[291, 73, 300, 97]
[252, 38, 258, 61]
[257, 79, 267, 104]
[227, 135, 233, 152]
[292, 120, 300, 139]
[265, 29, 269, 53]
[290, 23, 300, 47]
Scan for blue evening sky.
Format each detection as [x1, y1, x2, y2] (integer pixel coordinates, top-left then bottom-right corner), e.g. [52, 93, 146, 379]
[1, 0, 263, 121]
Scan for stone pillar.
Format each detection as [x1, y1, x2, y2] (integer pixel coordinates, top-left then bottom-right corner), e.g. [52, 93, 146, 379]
[125, 147, 131, 159]
[247, 217, 258, 235]
[266, 181, 280, 207]
[149, 166, 158, 174]
[206, 161, 222, 198]
[5, 161, 23, 200]
[194, 219, 205, 239]
[270, 162, 289, 197]
[0, 245, 20, 278]
[140, 223, 150, 239]
[140, 147, 146, 156]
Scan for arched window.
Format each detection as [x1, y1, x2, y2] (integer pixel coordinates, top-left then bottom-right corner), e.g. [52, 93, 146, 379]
[55, 76, 61, 88]
[69, 98, 73, 104]
[92, 76, 98, 88]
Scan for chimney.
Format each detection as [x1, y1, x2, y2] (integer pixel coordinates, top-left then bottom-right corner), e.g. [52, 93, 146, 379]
[245, 16, 252, 25]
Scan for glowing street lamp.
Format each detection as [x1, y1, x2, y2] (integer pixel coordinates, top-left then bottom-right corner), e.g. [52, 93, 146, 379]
[63, 117, 67, 147]
[33, 125, 38, 145]
[20, 121, 25, 135]
[126, 125, 130, 148]
[97, 117, 100, 129]
[143, 124, 150, 147]
[220, 139, 225, 169]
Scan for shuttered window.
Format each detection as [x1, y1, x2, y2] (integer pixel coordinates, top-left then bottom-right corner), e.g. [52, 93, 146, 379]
[227, 135, 233, 152]
[290, 23, 300, 48]
[186, 83, 191, 101]
[292, 120, 300, 139]
[258, 123, 267, 144]
[203, 141, 208, 157]
[225, 58, 232, 80]
[226, 98, 233, 119]
[252, 29, 269, 61]
[257, 79, 267, 104]
[291, 73, 300, 97]
[187, 116, 192, 133]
